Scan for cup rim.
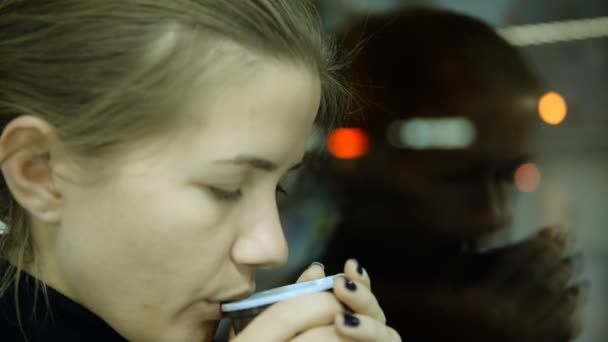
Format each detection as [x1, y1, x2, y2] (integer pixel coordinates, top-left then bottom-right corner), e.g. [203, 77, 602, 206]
[221, 273, 343, 312]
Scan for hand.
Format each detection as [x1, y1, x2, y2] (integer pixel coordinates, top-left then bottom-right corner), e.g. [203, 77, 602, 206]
[374, 227, 585, 342]
[467, 227, 585, 341]
[232, 259, 401, 342]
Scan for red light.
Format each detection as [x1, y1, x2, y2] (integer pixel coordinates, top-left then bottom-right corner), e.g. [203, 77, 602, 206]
[514, 162, 541, 193]
[327, 128, 369, 159]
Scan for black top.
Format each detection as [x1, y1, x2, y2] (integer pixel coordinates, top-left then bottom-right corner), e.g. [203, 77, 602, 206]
[0, 261, 228, 341]
[0, 261, 127, 341]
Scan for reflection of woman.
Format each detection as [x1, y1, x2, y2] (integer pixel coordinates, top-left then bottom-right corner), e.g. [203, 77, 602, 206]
[0, 1, 400, 341]
[322, 7, 583, 341]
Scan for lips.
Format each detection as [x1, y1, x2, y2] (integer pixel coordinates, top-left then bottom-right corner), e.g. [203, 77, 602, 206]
[216, 285, 256, 304]
[206, 302, 224, 320]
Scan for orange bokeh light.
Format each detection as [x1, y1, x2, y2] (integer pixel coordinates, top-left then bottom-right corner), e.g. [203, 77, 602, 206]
[327, 128, 369, 159]
[514, 162, 541, 193]
[538, 92, 567, 125]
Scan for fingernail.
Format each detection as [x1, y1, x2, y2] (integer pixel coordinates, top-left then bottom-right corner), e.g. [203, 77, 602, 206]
[310, 261, 324, 270]
[577, 280, 591, 304]
[343, 313, 360, 327]
[569, 253, 584, 271]
[566, 285, 580, 296]
[354, 259, 364, 276]
[538, 227, 553, 238]
[345, 279, 357, 291]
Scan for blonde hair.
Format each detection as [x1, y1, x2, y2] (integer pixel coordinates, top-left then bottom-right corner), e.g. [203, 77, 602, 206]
[0, 0, 348, 319]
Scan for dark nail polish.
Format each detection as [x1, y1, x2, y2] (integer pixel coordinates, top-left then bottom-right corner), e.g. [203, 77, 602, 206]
[344, 313, 360, 327]
[569, 253, 584, 271]
[567, 285, 580, 296]
[355, 259, 364, 276]
[345, 279, 357, 291]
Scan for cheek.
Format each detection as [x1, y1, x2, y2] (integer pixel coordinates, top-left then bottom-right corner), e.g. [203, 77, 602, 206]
[117, 183, 238, 266]
[56, 181, 239, 288]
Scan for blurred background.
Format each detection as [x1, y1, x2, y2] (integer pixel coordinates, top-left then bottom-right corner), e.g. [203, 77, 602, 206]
[255, 1, 607, 341]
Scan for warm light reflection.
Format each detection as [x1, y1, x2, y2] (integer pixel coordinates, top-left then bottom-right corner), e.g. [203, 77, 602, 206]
[514, 162, 541, 193]
[327, 128, 369, 159]
[538, 92, 567, 125]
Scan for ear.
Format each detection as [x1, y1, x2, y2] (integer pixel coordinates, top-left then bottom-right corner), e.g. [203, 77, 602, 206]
[0, 116, 62, 224]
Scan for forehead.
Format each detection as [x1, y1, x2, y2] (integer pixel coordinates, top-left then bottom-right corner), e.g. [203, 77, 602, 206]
[177, 58, 321, 162]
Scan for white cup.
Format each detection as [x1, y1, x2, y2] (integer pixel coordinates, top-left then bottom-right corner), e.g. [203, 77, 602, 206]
[221, 274, 343, 334]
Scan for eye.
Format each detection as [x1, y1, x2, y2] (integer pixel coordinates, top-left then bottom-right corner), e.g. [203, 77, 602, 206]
[208, 187, 243, 201]
[277, 171, 298, 198]
[497, 159, 531, 183]
[276, 175, 295, 209]
[276, 184, 288, 196]
[443, 171, 478, 185]
[496, 166, 518, 183]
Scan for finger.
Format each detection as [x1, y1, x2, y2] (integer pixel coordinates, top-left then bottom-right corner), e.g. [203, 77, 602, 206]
[334, 313, 402, 342]
[290, 325, 351, 342]
[234, 291, 342, 342]
[530, 227, 575, 273]
[334, 276, 385, 323]
[492, 227, 569, 265]
[296, 262, 326, 283]
[569, 289, 586, 340]
[503, 252, 580, 294]
[537, 226, 574, 253]
[483, 229, 569, 286]
[509, 246, 577, 292]
[534, 284, 583, 341]
[543, 253, 583, 292]
[344, 259, 370, 290]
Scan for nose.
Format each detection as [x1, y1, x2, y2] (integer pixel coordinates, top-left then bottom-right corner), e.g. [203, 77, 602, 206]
[479, 175, 512, 228]
[231, 198, 288, 268]
[484, 177, 503, 218]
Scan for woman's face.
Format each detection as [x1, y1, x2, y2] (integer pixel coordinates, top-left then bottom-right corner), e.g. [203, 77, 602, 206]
[46, 59, 321, 341]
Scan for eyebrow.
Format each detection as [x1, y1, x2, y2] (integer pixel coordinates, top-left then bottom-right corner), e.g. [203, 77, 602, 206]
[213, 155, 304, 172]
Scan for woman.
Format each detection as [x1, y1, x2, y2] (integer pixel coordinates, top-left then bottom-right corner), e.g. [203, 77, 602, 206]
[321, 6, 582, 341]
[0, 1, 400, 341]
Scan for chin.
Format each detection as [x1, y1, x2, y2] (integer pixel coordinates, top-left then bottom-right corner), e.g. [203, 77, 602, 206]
[171, 322, 219, 342]
[198, 323, 219, 342]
